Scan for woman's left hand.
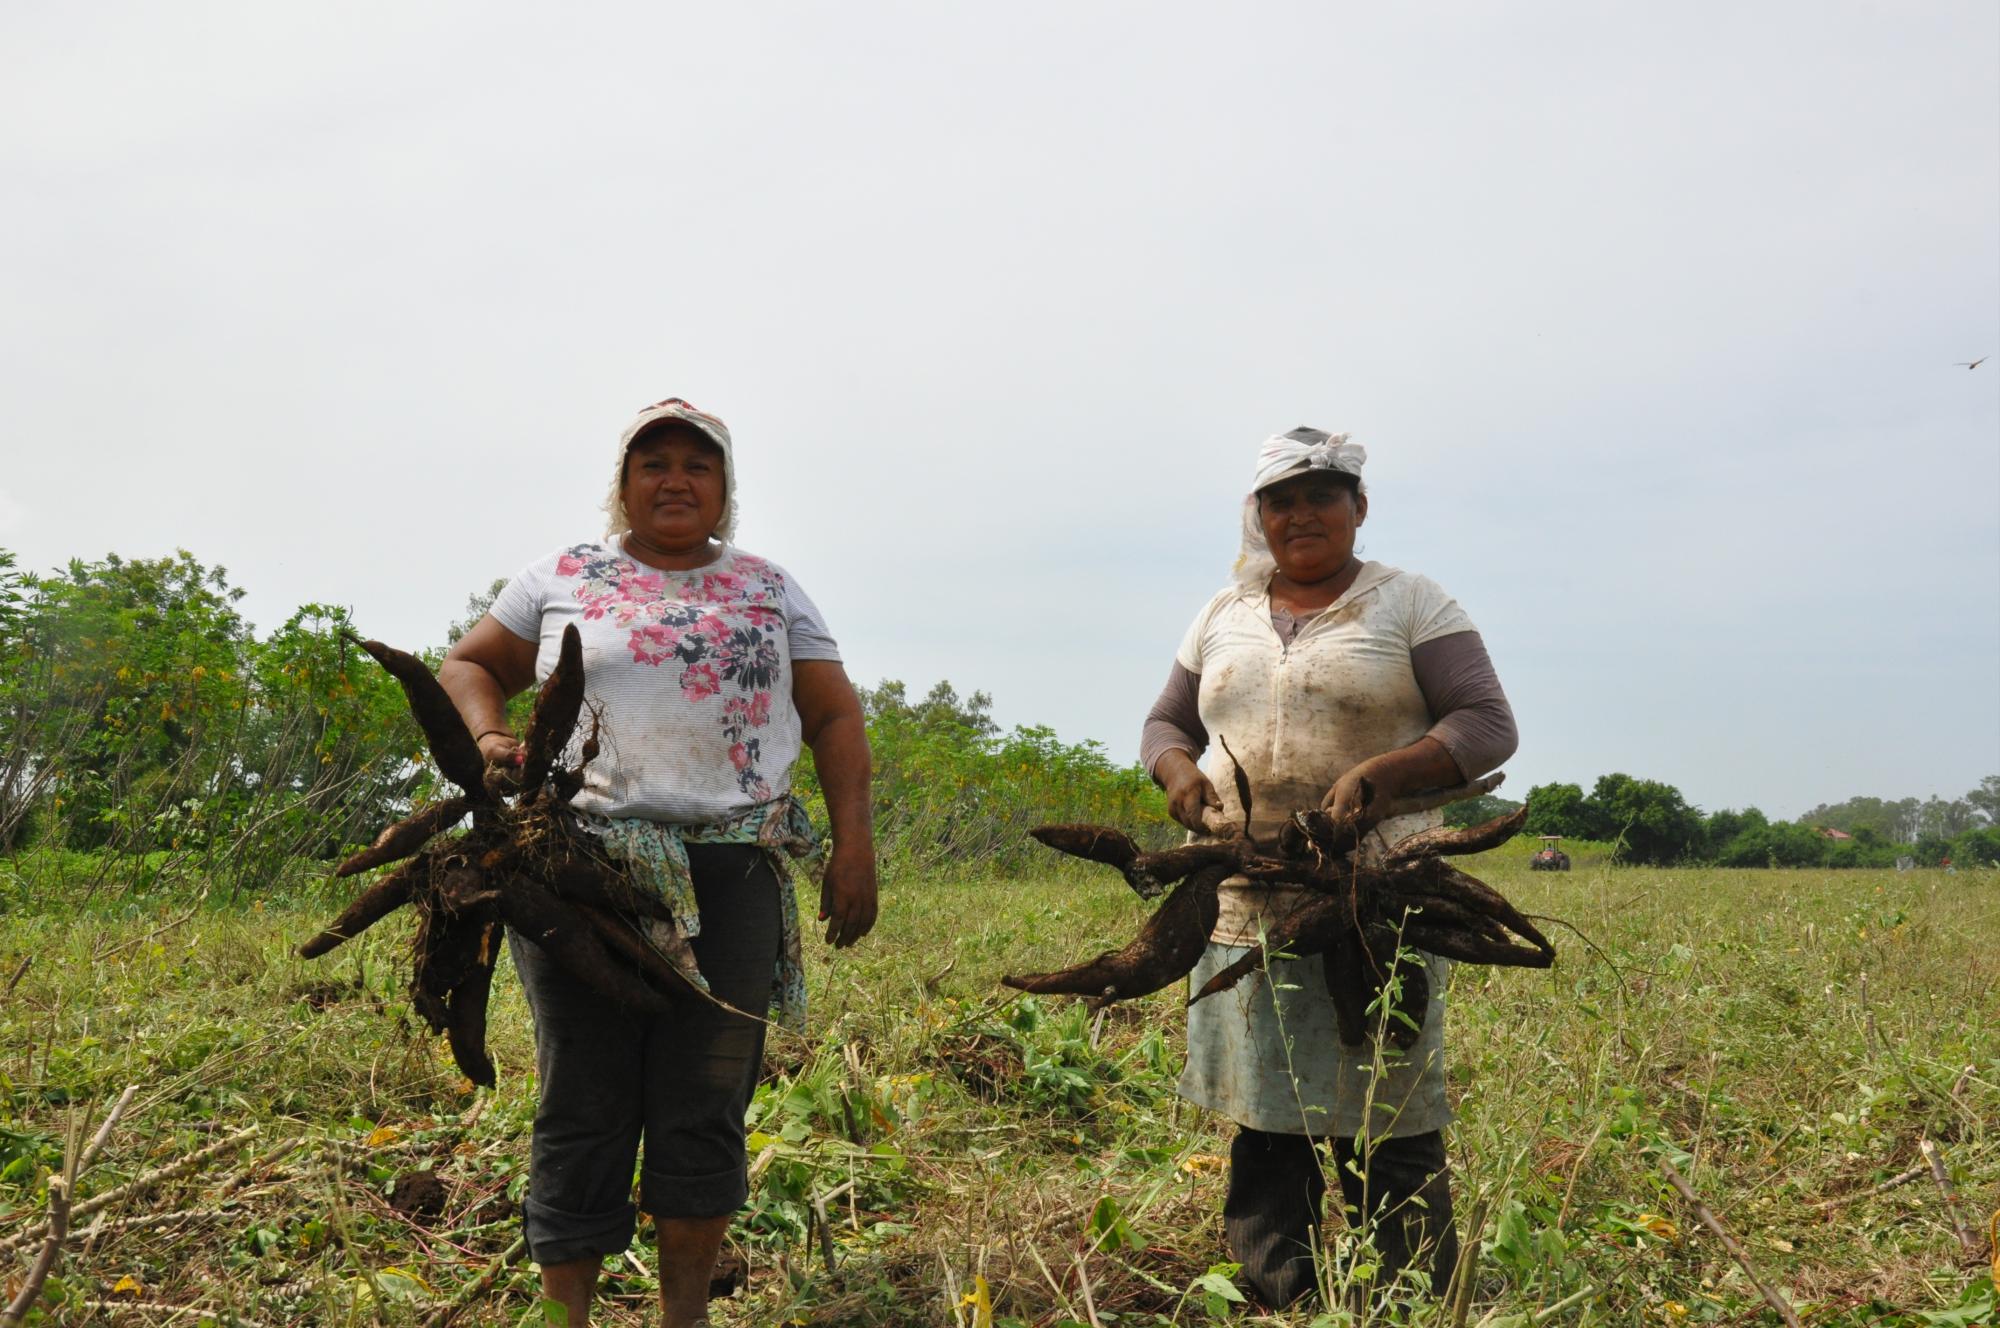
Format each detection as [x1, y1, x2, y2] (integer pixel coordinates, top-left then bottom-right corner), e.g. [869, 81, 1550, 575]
[1323, 757, 1394, 835]
[819, 841, 878, 948]
[1323, 737, 1465, 835]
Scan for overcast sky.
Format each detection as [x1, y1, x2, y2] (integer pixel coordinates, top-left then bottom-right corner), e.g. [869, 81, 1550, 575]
[4, 3, 1996, 818]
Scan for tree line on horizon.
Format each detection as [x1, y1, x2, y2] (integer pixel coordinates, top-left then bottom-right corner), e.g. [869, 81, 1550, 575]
[2, 548, 1991, 882]
[1492, 773, 1999, 869]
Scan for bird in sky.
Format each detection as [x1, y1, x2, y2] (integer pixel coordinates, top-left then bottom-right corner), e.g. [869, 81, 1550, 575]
[1955, 357, 1987, 369]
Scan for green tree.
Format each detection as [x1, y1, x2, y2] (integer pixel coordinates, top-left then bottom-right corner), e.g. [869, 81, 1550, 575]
[241, 604, 430, 866]
[1967, 775, 2000, 826]
[1911, 831, 1953, 866]
[1704, 806, 1767, 851]
[1914, 795, 1977, 840]
[0, 549, 27, 631]
[860, 678, 999, 739]
[1823, 828, 1902, 869]
[1948, 824, 2000, 867]
[1797, 795, 1922, 843]
[1441, 793, 1522, 828]
[1590, 772, 1704, 865]
[813, 678, 1166, 871]
[1522, 782, 1600, 839]
[16, 551, 254, 850]
[1714, 820, 1832, 868]
[446, 577, 511, 647]
[0, 550, 51, 846]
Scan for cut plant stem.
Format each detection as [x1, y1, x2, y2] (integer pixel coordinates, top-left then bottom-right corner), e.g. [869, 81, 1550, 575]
[1918, 1137, 1980, 1259]
[1659, 1157, 1802, 1328]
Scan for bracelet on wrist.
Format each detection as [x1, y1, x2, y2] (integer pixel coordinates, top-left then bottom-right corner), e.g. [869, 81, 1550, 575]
[475, 729, 513, 743]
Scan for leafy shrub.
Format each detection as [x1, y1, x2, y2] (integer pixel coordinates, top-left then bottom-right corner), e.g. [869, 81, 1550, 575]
[795, 679, 1171, 873]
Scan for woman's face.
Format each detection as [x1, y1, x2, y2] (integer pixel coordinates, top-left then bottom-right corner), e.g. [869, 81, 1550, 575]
[1257, 472, 1367, 584]
[621, 428, 726, 553]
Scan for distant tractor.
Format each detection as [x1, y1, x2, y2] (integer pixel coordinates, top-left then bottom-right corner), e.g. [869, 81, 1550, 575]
[1530, 835, 1572, 872]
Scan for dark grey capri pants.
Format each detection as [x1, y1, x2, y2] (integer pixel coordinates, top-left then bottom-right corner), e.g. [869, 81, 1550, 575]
[510, 842, 781, 1266]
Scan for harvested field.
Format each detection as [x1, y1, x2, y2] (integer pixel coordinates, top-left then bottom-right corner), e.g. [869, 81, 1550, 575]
[0, 851, 1994, 1325]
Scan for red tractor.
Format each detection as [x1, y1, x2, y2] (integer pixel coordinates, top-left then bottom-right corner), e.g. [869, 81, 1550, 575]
[1530, 835, 1571, 872]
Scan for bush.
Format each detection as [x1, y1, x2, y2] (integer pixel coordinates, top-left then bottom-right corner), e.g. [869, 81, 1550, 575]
[1, 552, 459, 895]
[794, 679, 1171, 873]
[1946, 825, 2000, 868]
[1712, 824, 1809, 869]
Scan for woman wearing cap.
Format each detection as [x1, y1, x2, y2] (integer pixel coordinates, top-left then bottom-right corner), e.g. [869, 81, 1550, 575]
[441, 397, 876, 1327]
[1140, 428, 1517, 1308]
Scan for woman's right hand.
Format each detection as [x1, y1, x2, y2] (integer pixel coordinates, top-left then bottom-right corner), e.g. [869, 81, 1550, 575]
[1157, 750, 1222, 834]
[441, 616, 539, 775]
[477, 731, 523, 768]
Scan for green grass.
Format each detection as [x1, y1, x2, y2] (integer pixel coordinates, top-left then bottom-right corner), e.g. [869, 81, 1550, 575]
[0, 849, 1994, 1326]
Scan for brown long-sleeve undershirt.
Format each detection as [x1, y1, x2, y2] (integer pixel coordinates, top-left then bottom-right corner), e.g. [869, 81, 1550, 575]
[1140, 626, 1518, 784]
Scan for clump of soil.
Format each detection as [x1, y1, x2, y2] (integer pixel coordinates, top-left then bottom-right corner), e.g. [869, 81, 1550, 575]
[293, 980, 347, 1012]
[709, 1250, 747, 1299]
[929, 1031, 1020, 1101]
[468, 1191, 516, 1227]
[388, 1170, 449, 1221]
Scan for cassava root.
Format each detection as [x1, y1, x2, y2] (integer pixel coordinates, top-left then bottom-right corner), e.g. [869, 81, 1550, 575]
[1004, 760, 1551, 1048]
[301, 625, 701, 1085]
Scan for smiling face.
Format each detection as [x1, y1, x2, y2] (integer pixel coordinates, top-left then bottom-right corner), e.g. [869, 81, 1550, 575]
[1256, 470, 1367, 585]
[619, 424, 727, 557]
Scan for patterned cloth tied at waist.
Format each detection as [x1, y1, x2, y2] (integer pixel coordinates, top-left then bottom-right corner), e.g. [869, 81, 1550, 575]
[577, 795, 818, 1032]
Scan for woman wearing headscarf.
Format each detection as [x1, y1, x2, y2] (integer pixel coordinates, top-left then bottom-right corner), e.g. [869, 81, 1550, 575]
[1140, 427, 1517, 1308]
[441, 397, 877, 1327]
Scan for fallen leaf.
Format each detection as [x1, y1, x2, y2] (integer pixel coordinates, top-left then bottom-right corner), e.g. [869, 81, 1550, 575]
[1637, 1212, 1680, 1242]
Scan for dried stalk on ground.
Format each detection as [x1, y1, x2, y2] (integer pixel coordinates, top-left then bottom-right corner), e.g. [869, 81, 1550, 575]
[1, 1085, 138, 1328]
[1003, 760, 1551, 1047]
[1659, 1157, 1803, 1328]
[1918, 1137, 1982, 1261]
[75, 1302, 266, 1328]
[298, 627, 698, 1085]
[1807, 1163, 1926, 1211]
[418, 1236, 530, 1328]
[0, 1125, 260, 1258]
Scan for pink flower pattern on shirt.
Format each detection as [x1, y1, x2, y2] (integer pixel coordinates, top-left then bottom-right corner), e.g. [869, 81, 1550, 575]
[558, 545, 787, 798]
[681, 663, 721, 701]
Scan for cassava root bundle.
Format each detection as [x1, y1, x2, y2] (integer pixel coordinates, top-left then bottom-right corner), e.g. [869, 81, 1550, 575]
[1002, 756, 1552, 1049]
[298, 627, 698, 1084]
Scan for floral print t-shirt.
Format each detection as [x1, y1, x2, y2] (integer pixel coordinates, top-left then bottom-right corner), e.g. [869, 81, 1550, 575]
[491, 540, 838, 1030]
[489, 540, 842, 824]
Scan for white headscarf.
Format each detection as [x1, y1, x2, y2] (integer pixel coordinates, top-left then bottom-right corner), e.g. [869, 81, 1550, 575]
[1231, 426, 1368, 587]
[602, 397, 739, 544]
